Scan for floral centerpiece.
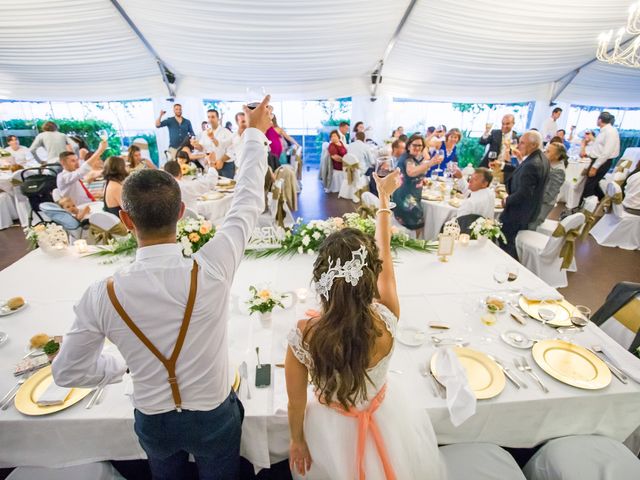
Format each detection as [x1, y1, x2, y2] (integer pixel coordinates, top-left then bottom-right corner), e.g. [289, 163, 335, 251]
[246, 285, 285, 326]
[177, 216, 215, 256]
[180, 163, 197, 176]
[24, 223, 69, 253]
[469, 217, 507, 244]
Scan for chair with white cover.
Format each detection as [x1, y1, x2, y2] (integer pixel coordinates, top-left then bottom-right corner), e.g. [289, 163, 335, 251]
[590, 181, 640, 250]
[523, 435, 640, 480]
[516, 212, 585, 288]
[338, 153, 365, 202]
[599, 158, 632, 194]
[6, 462, 125, 480]
[536, 195, 598, 237]
[0, 191, 17, 229]
[261, 178, 294, 229]
[88, 211, 128, 245]
[440, 443, 526, 480]
[181, 207, 199, 220]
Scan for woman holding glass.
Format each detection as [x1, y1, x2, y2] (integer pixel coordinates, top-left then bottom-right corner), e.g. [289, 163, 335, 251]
[429, 127, 461, 177]
[392, 134, 444, 238]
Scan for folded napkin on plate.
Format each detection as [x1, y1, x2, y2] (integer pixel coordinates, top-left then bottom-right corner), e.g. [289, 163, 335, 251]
[37, 382, 71, 406]
[436, 348, 476, 427]
[521, 286, 563, 302]
[598, 344, 640, 383]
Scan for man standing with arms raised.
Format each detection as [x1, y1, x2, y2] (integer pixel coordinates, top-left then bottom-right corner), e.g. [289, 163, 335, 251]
[53, 97, 272, 479]
[156, 103, 195, 160]
[196, 109, 234, 178]
[479, 114, 518, 168]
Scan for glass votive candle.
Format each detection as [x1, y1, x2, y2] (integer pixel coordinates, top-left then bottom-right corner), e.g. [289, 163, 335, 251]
[459, 234, 470, 246]
[74, 239, 88, 254]
[295, 288, 308, 303]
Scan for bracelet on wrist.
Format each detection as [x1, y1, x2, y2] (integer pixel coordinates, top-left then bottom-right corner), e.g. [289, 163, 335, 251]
[377, 208, 392, 215]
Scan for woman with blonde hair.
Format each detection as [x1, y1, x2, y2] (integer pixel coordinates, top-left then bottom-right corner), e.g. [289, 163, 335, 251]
[286, 170, 445, 479]
[127, 145, 156, 171]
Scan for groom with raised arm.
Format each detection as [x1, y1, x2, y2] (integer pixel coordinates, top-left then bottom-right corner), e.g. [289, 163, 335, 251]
[52, 96, 272, 480]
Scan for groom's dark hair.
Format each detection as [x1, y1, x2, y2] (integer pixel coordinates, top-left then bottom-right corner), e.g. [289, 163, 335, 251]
[122, 169, 181, 236]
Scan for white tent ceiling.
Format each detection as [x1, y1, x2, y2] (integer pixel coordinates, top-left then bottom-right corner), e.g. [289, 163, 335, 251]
[0, 0, 639, 105]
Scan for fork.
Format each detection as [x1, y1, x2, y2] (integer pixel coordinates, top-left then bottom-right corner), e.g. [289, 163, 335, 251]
[0, 376, 29, 410]
[517, 357, 549, 393]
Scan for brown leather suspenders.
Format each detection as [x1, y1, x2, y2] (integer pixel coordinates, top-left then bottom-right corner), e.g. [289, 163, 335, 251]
[106, 261, 199, 412]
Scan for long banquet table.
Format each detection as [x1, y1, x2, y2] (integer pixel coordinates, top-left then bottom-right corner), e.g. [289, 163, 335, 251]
[1, 241, 640, 470]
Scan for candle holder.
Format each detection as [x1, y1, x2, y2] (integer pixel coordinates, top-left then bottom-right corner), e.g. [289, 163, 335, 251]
[74, 239, 88, 254]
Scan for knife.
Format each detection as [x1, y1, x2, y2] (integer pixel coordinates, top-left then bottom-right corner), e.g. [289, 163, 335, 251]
[489, 356, 524, 389]
[587, 348, 628, 384]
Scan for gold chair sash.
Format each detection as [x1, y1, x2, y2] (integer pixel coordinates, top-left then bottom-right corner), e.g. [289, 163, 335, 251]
[354, 185, 369, 203]
[579, 208, 597, 240]
[272, 186, 286, 228]
[357, 204, 377, 219]
[344, 163, 359, 185]
[614, 159, 632, 173]
[89, 222, 128, 245]
[613, 298, 640, 334]
[551, 223, 582, 270]
[587, 191, 624, 237]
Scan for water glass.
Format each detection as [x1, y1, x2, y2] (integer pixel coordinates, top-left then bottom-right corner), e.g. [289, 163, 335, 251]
[493, 264, 509, 284]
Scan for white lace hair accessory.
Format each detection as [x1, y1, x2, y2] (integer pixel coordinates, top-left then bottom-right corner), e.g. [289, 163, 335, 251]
[314, 245, 368, 300]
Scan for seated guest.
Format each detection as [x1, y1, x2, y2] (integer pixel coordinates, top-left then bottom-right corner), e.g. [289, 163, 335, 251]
[351, 121, 366, 142]
[391, 138, 406, 161]
[178, 136, 206, 172]
[622, 165, 640, 215]
[347, 131, 375, 172]
[454, 167, 495, 219]
[3, 135, 38, 167]
[328, 130, 347, 171]
[52, 97, 272, 480]
[499, 131, 549, 258]
[530, 142, 567, 229]
[556, 129, 571, 150]
[286, 170, 445, 479]
[29, 121, 74, 163]
[57, 140, 106, 205]
[163, 159, 218, 211]
[103, 156, 128, 218]
[127, 145, 156, 172]
[579, 130, 595, 158]
[58, 196, 90, 221]
[227, 112, 247, 173]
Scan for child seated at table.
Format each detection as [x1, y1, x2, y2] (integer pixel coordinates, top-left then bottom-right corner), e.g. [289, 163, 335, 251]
[58, 196, 91, 221]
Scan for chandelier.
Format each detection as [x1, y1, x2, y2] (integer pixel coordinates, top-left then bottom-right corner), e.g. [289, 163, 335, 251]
[596, 1, 640, 68]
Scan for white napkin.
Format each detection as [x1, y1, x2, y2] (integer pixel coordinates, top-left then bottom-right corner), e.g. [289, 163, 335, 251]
[36, 382, 71, 406]
[521, 286, 564, 302]
[598, 344, 640, 383]
[436, 348, 476, 426]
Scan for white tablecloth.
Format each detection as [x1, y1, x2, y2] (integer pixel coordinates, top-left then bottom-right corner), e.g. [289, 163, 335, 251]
[421, 198, 503, 241]
[196, 194, 234, 224]
[558, 159, 591, 209]
[1, 242, 640, 470]
[0, 172, 14, 196]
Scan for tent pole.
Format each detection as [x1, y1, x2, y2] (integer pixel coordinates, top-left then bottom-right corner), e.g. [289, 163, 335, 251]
[371, 0, 420, 98]
[109, 0, 176, 97]
[549, 33, 639, 104]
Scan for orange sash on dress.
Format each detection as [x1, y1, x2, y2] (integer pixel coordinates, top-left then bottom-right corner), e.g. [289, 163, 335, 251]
[328, 383, 396, 480]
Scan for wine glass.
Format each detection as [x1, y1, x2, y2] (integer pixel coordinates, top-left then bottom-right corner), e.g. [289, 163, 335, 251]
[375, 156, 395, 178]
[493, 264, 509, 285]
[97, 130, 108, 142]
[537, 300, 557, 336]
[506, 265, 519, 292]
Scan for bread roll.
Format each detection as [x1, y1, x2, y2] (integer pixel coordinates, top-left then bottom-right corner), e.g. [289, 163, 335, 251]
[6, 297, 24, 310]
[30, 333, 50, 349]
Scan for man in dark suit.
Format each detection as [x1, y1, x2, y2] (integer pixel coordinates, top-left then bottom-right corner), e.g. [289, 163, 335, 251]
[479, 114, 518, 168]
[499, 131, 550, 259]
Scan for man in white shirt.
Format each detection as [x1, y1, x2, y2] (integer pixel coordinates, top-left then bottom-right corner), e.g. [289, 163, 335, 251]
[227, 112, 248, 173]
[52, 97, 271, 479]
[196, 109, 234, 179]
[3, 135, 39, 167]
[622, 169, 640, 215]
[338, 121, 349, 145]
[163, 159, 218, 211]
[56, 141, 106, 205]
[541, 107, 563, 143]
[581, 111, 620, 202]
[454, 167, 495, 219]
[347, 131, 375, 172]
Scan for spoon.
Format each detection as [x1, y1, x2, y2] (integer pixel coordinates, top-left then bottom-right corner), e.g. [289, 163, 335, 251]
[431, 336, 464, 344]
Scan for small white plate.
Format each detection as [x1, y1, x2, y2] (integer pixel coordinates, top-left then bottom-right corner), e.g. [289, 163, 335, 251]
[0, 300, 28, 317]
[500, 330, 534, 349]
[396, 327, 427, 347]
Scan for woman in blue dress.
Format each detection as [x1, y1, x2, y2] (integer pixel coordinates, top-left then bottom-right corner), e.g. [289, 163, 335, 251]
[392, 134, 443, 238]
[427, 127, 461, 176]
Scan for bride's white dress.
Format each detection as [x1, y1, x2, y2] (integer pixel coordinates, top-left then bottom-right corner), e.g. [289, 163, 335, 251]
[288, 302, 446, 480]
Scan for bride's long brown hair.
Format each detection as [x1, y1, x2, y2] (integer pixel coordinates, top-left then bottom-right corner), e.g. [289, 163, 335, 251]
[304, 228, 384, 410]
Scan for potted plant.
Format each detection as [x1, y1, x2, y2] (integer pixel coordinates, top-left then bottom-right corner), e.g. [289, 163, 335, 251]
[469, 217, 507, 245]
[246, 286, 285, 327]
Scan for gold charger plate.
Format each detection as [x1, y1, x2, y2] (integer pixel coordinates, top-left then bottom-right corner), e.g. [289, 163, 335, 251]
[518, 296, 574, 327]
[431, 347, 505, 399]
[15, 365, 92, 415]
[532, 340, 611, 389]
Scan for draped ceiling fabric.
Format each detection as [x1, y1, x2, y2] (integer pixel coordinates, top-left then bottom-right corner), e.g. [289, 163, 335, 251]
[0, 0, 639, 105]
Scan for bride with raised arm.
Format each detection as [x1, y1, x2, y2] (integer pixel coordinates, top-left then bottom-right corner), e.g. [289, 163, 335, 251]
[285, 170, 446, 479]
